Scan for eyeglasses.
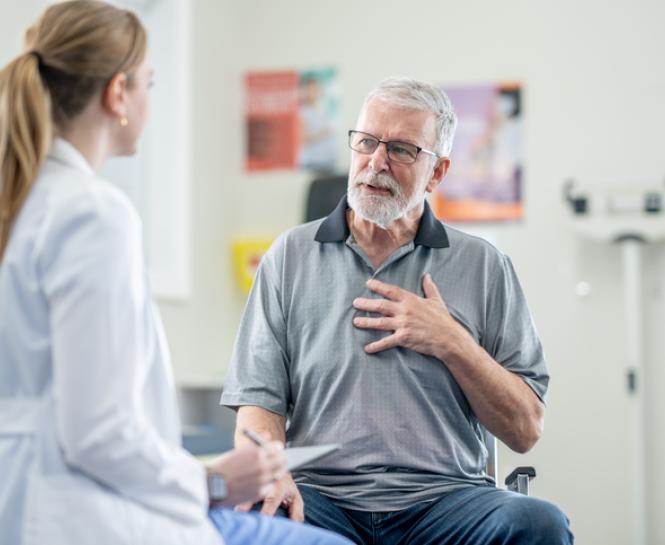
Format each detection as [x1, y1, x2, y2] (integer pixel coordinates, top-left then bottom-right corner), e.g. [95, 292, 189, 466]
[347, 130, 439, 164]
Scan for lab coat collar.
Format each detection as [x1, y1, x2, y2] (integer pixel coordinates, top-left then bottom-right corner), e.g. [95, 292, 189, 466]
[49, 138, 95, 176]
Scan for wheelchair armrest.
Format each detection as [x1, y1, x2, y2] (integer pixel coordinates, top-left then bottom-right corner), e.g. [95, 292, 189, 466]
[504, 466, 536, 495]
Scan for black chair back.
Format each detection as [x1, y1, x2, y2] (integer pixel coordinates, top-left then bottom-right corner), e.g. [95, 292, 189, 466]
[304, 174, 347, 222]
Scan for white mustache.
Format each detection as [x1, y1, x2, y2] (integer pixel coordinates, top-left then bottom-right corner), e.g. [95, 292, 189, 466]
[353, 172, 399, 194]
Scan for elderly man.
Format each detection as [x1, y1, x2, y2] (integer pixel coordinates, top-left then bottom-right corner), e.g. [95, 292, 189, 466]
[221, 78, 573, 545]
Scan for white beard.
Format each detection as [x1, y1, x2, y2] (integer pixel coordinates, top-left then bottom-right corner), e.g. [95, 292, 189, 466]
[347, 171, 420, 229]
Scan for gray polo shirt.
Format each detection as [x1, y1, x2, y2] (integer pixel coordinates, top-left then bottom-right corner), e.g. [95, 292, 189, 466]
[221, 197, 548, 512]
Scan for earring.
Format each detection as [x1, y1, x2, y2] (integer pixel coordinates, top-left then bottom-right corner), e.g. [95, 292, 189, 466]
[119, 116, 129, 127]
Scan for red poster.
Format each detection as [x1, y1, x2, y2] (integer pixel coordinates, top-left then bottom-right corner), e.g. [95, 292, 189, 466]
[245, 71, 300, 171]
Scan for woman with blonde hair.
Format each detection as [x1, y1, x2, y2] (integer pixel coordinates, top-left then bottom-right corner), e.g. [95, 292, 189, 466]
[0, 2, 350, 545]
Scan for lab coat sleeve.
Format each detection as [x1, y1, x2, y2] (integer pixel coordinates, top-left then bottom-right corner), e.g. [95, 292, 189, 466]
[38, 185, 208, 524]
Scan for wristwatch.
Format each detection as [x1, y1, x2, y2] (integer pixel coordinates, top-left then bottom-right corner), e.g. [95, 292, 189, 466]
[207, 473, 228, 504]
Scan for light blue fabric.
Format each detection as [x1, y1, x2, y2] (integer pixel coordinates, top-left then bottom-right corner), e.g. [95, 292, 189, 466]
[209, 508, 352, 545]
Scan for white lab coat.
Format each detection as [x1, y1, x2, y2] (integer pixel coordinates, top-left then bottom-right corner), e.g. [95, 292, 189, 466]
[0, 139, 222, 545]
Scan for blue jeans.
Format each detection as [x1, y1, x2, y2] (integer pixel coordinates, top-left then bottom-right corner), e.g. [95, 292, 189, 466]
[209, 507, 354, 545]
[297, 484, 573, 545]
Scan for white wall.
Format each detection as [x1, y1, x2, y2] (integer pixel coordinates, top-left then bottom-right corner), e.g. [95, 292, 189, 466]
[2, 0, 664, 543]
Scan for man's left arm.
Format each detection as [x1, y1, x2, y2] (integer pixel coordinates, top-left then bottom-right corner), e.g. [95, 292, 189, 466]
[352, 272, 544, 454]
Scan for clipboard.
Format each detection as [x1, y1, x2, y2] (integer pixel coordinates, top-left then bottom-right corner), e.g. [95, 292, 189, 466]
[285, 444, 340, 470]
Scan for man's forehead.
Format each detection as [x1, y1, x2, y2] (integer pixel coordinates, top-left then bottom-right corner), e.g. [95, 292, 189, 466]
[356, 99, 436, 143]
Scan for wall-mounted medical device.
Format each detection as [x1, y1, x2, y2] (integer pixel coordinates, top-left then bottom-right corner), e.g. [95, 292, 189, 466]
[563, 177, 665, 545]
[563, 178, 665, 243]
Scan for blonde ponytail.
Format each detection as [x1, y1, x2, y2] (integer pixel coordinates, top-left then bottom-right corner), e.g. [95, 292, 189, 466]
[0, 0, 147, 261]
[0, 53, 52, 259]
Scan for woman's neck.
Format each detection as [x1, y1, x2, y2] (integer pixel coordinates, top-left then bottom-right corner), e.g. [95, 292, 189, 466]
[57, 126, 110, 173]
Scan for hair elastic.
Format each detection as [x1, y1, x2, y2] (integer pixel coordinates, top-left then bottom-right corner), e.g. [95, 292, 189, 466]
[29, 50, 44, 68]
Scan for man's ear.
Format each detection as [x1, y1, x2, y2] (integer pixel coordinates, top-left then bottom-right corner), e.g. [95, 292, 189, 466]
[102, 72, 128, 121]
[425, 157, 451, 193]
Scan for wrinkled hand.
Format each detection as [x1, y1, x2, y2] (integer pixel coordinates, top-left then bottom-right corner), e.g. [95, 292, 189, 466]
[234, 473, 304, 522]
[206, 441, 286, 507]
[352, 274, 464, 359]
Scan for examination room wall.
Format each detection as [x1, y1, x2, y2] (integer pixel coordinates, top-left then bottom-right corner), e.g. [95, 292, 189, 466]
[1, 1, 664, 544]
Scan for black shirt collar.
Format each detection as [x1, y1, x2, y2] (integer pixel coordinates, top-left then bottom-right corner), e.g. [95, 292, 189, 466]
[314, 196, 450, 249]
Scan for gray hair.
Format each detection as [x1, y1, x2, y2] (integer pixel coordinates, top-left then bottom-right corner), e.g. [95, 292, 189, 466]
[363, 77, 457, 157]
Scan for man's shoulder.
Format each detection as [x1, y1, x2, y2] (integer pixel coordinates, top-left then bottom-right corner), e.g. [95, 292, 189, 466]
[282, 218, 327, 244]
[262, 219, 328, 265]
[442, 223, 506, 263]
[269, 219, 325, 251]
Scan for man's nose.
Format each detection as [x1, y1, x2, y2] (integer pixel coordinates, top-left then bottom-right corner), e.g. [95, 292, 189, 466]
[368, 142, 390, 173]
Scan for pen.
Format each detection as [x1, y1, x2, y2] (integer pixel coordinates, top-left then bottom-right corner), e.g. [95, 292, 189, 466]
[242, 428, 267, 446]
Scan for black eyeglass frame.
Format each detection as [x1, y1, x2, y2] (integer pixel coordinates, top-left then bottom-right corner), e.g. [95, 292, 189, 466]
[347, 130, 440, 164]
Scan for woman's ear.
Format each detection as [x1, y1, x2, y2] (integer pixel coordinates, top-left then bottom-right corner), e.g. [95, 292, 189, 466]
[102, 72, 128, 122]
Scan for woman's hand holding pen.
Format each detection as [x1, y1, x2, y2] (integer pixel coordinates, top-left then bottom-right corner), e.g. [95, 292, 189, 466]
[237, 472, 305, 522]
[232, 428, 305, 521]
[205, 440, 287, 507]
